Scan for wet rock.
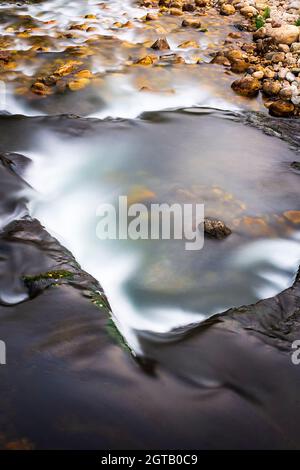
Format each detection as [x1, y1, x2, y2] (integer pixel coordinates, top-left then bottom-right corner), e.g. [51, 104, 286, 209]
[195, 0, 209, 5]
[145, 13, 158, 20]
[264, 67, 276, 78]
[68, 78, 90, 91]
[182, 18, 202, 28]
[267, 25, 299, 45]
[231, 76, 261, 97]
[279, 86, 293, 99]
[253, 26, 267, 40]
[0, 51, 12, 64]
[226, 49, 245, 61]
[211, 54, 231, 66]
[252, 70, 264, 79]
[230, 59, 250, 73]
[240, 5, 258, 17]
[151, 38, 170, 50]
[31, 82, 52, 96]
[202, 218, 232, 240]
[291, 161, 300, 172]
[136, 55, 155, 65]
[262, 80, 281, 96]
[178, 40, 199, 48]
[278, 44, 290, 53]
[271, 52, 286, 63]
[292, 95, 300, 105]
[269, 100, 295, 117]
[283, 210, 300, 223]
[291, 42, 300, 53]
[220, 4, 236, 15]
[286, 71, 296, 82]
[169, 7, 184, 15]
[183, 2, 196, 11]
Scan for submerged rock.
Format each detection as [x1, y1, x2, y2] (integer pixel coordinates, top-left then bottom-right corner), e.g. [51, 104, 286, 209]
[151, 38, 170, 50]
[182, 18, 202, 28]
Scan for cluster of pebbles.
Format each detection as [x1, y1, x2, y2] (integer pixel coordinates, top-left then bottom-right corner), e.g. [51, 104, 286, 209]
[140, 0, 300, 116]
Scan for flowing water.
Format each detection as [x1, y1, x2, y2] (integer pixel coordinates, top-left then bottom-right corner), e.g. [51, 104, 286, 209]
[0, 0, 264, 117]
[0, 109, 299, 353]
[0, 0, 299, 350]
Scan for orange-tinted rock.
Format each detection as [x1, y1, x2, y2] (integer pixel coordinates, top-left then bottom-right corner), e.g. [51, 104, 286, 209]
[269, 100, 295, 117]
[231, 76, 261, 97]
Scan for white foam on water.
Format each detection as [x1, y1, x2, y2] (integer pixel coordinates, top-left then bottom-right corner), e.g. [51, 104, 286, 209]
[93, 73, 240, 119]
[232, 238, 300, 273]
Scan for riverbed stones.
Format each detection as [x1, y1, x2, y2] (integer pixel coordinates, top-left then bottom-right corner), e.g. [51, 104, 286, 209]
[231, 76, 261, 97]
[291, 42, 300, 53]
[280, 86, 293, 99]
[269, 99, 295, 116]
[283, 210, 300, 223]
[230, 59, 250, 73]
[253, 70, 264, 79]
[211, 54, 231, 66]
[151, 38, 170, 50]
[267, 25, 299, 45]
[220, 4, 236, 14]
[182, 18, 202, 27]
[240, 5, 258, 16]
[262, 80, 281, 96]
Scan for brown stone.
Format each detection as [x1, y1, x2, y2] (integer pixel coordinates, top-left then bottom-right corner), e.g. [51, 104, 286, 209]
[211, 55, 231, 66]
[262, 80, 281, 96]
[231, 76, 261, 97]
[220, 4, 236, 15]
[182, 18, 202, 28]
[269, 100, 295, 117]
[151, 38, 170, 50]
[195, 0, 209, 5]
[226, 49, 245, 62]
[230, 59, 249, 73]
[202, 218, 232, 240]
[283, 210, 300, 224]
[183, 2, 196, 11]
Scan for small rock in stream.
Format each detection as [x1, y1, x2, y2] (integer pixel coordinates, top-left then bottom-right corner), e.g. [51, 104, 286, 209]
[231, 76, 261, 97]
[151, 38, 170, 50]
[291, 161, 300, 172]
[201, 218, 232, 240]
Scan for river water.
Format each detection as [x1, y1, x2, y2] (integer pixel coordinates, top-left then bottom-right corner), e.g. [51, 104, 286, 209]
[0, 0, 300, 353]
[0, 0, 300, 451]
